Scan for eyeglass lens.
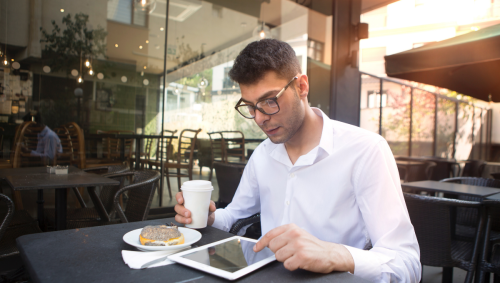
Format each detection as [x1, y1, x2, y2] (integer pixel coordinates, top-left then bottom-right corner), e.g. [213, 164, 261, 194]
[239, 99, 279, 118]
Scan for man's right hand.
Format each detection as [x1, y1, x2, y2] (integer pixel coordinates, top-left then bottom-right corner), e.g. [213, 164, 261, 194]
[174, 192, 217, 226]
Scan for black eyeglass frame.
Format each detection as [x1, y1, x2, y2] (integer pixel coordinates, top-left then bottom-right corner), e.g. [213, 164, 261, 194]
[234, 76, 298, 119]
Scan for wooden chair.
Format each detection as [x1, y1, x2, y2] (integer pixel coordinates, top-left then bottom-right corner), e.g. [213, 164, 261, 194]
[131, 137, 156, 170]
[221, 131, 245, 163]
[99, 130, 134, 161]
[147, 130, 177, 198]
[207, 132, 225, 181]
[165, 129, 201, 196]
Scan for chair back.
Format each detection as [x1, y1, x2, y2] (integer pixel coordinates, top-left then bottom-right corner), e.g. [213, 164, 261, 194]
[208, 132, 225, 165]
[441, 177, 500, 227]
[156, 130, 177, 161]
[462, 160, 486, 177]
[113, 170, 160, 223]
[98, 130, 134, 160]
[404, 192, 482, 267]
[221, 131, 245, 163]
[176, 129, 202, 165]
[62, 122, 86, 168]
[54, 126, 73, 166]
[214, 162, 245, 208]
[0, 193, 15, 242]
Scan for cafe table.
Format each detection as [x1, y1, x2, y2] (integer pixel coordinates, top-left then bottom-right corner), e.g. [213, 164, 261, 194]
[1, 166, 119, 230]
[17, 218, 369, 283]
[402, 180, 500, 198]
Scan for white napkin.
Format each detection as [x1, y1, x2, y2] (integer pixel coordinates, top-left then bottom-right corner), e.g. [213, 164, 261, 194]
[122, 247, 190, 269]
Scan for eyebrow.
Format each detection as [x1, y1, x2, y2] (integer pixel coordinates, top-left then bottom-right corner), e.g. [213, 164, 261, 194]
[240, 89, 281, 104]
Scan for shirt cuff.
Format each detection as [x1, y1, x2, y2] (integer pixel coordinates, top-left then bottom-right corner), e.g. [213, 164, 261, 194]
[211, 209, 231, 232]
[344, 245, 381, 282]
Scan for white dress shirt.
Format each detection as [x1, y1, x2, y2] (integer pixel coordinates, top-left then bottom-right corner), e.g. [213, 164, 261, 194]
[213, 108, 421, 283]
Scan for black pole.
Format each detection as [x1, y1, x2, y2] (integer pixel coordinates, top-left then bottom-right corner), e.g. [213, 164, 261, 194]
[409, 87, 413, 157]
[433, 95, 437, 157]
[379, 79, 383, 136]
[453, 102, 458, 159]
[159, 0, 170, 207]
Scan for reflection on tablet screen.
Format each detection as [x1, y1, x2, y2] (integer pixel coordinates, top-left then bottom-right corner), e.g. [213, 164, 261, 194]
[180, 238, 274, 273]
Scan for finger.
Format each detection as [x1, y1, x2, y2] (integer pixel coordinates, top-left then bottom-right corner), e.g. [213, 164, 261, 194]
[175, 192, 184, 204]
[273, 242, 296, 263]
[283, 254, 301, 271]
[174, 214, 191, 224]
[254, 225, 290, 252]
[174, 204, 191, 218]
[209, 200, 216, 212]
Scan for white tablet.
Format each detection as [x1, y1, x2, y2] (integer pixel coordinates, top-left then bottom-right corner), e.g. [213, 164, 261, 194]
[168, 236, 276, 281]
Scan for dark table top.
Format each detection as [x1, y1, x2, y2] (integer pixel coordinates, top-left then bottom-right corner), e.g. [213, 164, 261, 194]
[402, 180, 500, 197]
[3, 167, 119, 190]
[0, 166, 81, 178]
[17, 218, 368, 283]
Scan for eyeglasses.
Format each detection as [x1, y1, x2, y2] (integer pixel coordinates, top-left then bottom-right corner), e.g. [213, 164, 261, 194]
[235, 76, 298, 119]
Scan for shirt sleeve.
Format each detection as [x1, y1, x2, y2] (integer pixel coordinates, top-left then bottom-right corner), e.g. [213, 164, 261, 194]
[347, 139, 421, 283]
[212, 155, 261, 232]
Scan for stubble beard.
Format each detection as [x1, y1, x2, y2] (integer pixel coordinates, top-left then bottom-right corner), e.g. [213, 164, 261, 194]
[264, 91, 305, 144]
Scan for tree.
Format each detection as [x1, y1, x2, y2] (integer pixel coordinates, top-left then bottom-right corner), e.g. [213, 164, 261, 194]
[40, 13, 107, 75]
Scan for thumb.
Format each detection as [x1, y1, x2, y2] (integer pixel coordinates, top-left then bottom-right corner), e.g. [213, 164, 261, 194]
[209, 200, 217, 212]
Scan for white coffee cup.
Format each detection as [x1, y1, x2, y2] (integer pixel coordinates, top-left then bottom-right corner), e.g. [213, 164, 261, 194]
[181, 180, 214, 229]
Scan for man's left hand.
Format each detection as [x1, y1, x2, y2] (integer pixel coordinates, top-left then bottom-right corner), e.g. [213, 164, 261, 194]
[253, 223, 355, 274]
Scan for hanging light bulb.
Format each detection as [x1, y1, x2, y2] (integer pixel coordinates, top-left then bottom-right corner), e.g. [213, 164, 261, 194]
[89, 69, 94, 75]
[252, 22, 272, 40]
[135, 0, 156, 13]
[85, 60, 90, 67]
[77, 76, 83, 84]
[3, 57, 8, 66]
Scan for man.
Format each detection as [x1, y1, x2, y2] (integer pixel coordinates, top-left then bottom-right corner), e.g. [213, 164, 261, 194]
[175, 39, 420, 282]
[21, 112, 62, 164]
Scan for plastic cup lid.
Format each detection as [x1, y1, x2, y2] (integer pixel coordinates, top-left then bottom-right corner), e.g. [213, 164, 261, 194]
[181, 180, 213, 191]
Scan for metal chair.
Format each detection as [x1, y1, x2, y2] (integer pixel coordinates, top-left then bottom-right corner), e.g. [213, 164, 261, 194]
[404, 192, 484, 283]
[114, 170, 160, 223]
[0, 193, 42, 258]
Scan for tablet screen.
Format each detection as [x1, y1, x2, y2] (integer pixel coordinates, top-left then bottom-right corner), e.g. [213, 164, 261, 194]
[180, 238, 274, 273]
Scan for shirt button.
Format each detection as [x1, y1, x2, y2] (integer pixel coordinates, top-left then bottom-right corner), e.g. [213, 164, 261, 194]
[289, 173, 295, 178]
[286, 200, 290, 205]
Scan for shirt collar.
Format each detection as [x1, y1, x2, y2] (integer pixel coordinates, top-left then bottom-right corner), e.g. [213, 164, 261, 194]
[265, 107, 334, 168]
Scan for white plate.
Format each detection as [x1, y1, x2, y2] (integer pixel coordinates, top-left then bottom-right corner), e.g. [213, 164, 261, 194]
[123, 227, 201, 252]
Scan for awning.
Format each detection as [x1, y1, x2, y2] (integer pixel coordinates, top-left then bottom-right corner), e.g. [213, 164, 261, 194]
[384, 23, 500, 102]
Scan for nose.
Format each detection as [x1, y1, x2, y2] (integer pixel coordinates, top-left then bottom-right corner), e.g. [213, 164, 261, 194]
[254, 109, 270, 126]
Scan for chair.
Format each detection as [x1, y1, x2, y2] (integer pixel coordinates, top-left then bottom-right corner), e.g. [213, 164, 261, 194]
[477, 198, 500, 282]
[221, 131, 245, 163]
[492, 172, 500, 180]
[213, 162, 245, 208]
[396, 158, 436, 183]
[133, 137, 155, 170]
[163, 129, 201, 197]
[147, 130, 177, 198]
[114, 170, 160, 223]
[461, 160, 486, 177]
[0, 193, 42, 258]
[207, 132, 225, 181]
[404, 192, 484, 283]
[44, 164, 130, 229]
[441, 178, 500, 243]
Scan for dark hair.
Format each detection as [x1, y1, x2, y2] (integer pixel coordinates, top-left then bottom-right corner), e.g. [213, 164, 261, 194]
[229, 39, 301, 85]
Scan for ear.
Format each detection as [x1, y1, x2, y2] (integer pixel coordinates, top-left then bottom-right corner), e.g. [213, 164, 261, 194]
[297, 74, 309, 99]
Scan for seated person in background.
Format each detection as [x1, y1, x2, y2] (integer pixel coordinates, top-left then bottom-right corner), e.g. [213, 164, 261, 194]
[174, 39, 421, 282]
[21, 112, 62, 164]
